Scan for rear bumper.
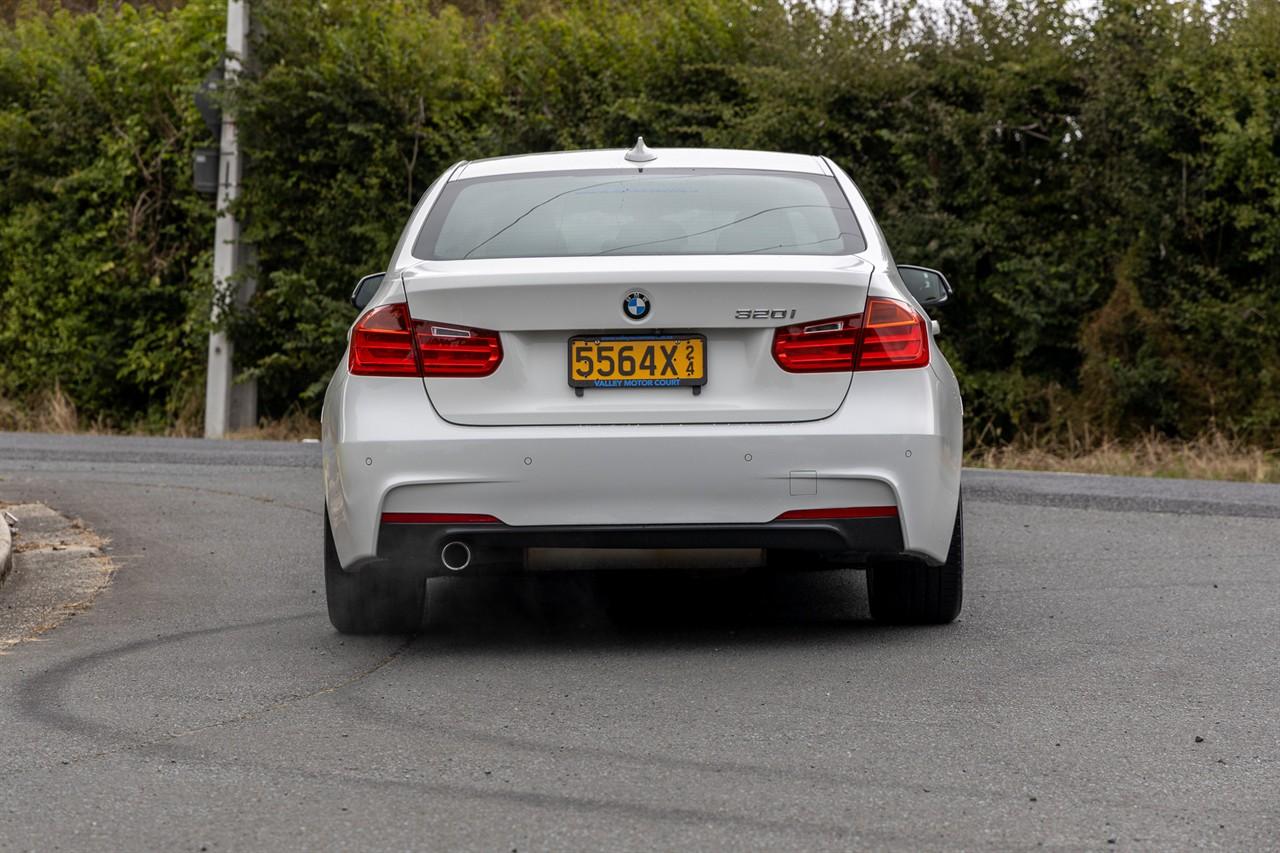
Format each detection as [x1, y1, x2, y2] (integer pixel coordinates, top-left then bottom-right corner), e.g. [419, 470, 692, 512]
[322, 363, 962, 568]
[375, 516, 905, 576]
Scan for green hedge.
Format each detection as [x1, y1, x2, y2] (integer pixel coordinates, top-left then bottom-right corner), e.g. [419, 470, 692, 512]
[2, 0, 1279, 442]
[0, 1, 222, 427]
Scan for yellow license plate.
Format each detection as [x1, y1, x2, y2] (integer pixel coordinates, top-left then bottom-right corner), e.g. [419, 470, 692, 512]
[569, 335, 707, 389]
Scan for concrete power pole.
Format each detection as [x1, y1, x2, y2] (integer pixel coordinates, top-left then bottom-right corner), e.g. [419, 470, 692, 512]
[204, 0, 257, 438]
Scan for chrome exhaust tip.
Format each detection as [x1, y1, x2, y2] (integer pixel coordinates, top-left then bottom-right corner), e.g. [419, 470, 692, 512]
[440, 541, 472, 572]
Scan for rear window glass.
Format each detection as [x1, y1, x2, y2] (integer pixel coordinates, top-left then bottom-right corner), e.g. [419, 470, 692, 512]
[413, 168, 865, 260]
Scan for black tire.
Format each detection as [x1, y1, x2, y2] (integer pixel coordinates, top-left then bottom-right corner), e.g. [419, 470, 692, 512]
[867, 496, 963, 624]
[324, 508, 426, 634]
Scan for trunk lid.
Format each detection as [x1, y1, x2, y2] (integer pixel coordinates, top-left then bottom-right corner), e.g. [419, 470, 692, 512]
[400, 255, 872, 425]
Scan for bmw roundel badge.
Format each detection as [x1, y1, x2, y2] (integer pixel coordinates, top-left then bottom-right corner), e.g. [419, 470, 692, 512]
[623, 290, 651, 321]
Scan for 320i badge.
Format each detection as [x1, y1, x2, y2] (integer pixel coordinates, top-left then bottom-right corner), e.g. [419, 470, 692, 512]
[734, 308, 797, 319]
[322, 140, 962, 634]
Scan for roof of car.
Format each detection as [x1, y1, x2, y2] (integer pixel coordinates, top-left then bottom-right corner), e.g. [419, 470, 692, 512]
[453, 147, 831, 180]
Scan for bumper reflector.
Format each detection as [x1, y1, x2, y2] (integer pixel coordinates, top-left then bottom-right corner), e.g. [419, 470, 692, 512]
[381, 513, 503, 524]
[774, 506, 898, 520]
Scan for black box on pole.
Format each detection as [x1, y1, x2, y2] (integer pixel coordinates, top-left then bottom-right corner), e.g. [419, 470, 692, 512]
[194, 148, 220, 195]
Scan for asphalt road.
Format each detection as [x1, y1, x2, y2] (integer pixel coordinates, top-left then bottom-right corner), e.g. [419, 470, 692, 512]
[0, 431, 1277, 850]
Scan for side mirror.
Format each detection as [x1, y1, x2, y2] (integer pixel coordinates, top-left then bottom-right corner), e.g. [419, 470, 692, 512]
[351, 272, 386, 310]
[898, 265, 953, 307]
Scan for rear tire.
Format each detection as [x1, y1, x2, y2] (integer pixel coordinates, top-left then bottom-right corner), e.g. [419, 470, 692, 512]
[867, 496, 963, 624]
[325, 508, 426, 634]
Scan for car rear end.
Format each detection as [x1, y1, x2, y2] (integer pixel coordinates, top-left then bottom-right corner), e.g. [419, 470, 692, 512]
[321, 146, 962, 631]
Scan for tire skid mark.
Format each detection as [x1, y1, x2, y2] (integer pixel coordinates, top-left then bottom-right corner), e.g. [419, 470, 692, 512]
[16, 613, 393, 745]
[117, 740, 864, 841]
[11, 615, 862, 840]
[334, 688, 973, 801]
[132, 639, 412, 749]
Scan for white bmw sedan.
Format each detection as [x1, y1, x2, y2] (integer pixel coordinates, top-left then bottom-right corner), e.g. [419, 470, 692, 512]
[322, 142, 963, 633]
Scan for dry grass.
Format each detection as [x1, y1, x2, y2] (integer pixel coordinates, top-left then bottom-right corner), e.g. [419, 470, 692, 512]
[0, 384, 90, 434]
[969, 432, 1280, 484]
[0, 387, 320, 441]
[226, 408, 320, 441]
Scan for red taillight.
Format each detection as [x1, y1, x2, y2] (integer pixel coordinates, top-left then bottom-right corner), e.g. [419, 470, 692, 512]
[857, 297, 930, 370]
[416, 322, 503, 377]
[770, 297, 929, 373]
[775, 506, 899, 520]
[771, 314, 862, 372]
[349, 303, 419, 377]
[381, 513, 503, 524]
[349, 303, 503, 378]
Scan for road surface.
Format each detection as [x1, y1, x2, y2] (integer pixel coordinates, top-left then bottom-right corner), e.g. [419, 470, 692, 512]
[0, 432, 1277, 850]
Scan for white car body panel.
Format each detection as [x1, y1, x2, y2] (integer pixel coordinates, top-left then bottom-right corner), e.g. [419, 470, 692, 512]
[402, 255, 872, 425]
[324, 146, 963, 573]
[323, 365, 960, 565]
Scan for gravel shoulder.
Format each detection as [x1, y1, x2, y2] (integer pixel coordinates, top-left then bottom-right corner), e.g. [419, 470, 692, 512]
[0, 502, 113, 650]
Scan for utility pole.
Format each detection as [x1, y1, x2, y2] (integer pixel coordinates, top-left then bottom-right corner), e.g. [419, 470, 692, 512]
[204, 0, 256, 438]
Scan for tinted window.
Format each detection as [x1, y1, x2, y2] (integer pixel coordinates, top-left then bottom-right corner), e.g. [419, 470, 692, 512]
[413, 169, 865, 259]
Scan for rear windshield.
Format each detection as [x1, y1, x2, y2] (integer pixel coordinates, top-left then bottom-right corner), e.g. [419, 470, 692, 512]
[413, 168, 865, 260]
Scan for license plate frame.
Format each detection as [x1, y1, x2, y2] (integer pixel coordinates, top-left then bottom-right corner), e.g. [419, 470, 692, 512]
[568, 334, 708, 390]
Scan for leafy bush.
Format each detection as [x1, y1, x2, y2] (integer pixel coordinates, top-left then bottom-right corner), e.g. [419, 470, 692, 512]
[1, 0, 1278, 445]
[0, 0, 222, 428]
